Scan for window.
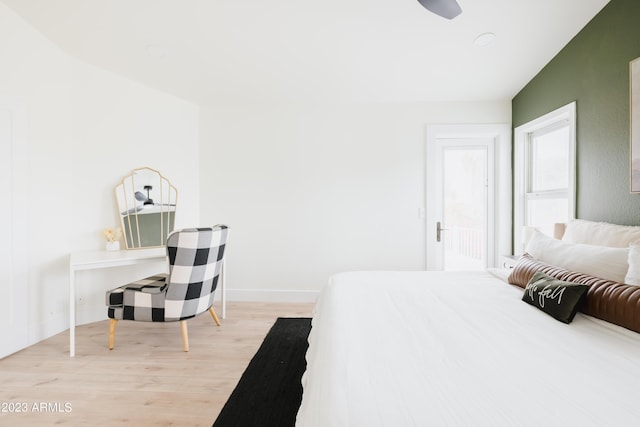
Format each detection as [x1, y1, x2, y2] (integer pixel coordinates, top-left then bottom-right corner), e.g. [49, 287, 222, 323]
[514, 102, 576, 253]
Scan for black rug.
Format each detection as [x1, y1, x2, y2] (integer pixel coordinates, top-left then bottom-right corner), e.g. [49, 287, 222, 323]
[213, 317, 312, 427]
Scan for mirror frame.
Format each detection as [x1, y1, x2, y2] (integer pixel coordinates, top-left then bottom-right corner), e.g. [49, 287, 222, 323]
[115, 167, 178, 249]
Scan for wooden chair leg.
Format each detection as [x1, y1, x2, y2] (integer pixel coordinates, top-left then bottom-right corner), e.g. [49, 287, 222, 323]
[209, 307, 221, 326]
[108, 319, 118, 350]
[180, 320, 189, 352]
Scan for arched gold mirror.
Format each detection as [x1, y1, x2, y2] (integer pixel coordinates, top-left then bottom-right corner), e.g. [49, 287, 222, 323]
[115, 167, 177, 249]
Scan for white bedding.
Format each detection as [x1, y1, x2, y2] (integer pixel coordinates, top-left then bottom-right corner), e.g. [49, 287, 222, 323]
[296, 270, 640, 426]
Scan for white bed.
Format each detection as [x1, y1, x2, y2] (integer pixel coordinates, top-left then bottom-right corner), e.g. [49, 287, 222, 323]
[296, 269, 640, 426]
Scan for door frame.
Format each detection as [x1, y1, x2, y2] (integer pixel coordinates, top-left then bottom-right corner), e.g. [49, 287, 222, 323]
[0, 100, 29, 358]
[425, 124, 512, 270]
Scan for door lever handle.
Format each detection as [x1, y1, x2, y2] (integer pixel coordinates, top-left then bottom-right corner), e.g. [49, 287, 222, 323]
[436, 221, 448, 242]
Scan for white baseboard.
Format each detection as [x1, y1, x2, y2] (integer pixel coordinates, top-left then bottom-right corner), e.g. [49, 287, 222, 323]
[223, 289, 319, 303]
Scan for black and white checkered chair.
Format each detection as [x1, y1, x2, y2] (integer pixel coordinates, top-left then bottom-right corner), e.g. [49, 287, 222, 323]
[105, 225, 229, 351]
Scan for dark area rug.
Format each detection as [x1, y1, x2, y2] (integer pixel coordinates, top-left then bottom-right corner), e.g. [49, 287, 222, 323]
[213, 317, 312, 427]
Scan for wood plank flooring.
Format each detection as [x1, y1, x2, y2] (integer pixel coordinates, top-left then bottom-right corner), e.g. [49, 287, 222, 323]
[0, 301, 314, 426]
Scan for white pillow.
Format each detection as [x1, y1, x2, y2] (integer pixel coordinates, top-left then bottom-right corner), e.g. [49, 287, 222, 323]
[562, 219, 640, 248]
[526, 230, 629, 283]
[625, 245, 640, 285]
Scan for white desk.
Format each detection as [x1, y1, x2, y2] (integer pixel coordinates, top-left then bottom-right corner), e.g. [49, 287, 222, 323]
[68, 248, 226, 357]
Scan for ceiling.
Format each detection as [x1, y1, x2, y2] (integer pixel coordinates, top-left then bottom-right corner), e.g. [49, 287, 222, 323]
[2, 0, 611, 106]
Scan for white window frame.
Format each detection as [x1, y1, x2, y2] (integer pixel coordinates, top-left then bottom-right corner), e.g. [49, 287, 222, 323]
[514, 102, 576, 253]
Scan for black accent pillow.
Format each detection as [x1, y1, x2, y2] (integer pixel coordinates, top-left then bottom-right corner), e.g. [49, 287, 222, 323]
[522, 271, 589, 324]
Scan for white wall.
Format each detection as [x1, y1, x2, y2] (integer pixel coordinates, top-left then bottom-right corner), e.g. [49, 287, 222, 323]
[0, 3, 200, 346]
[200, 102, 511, 301]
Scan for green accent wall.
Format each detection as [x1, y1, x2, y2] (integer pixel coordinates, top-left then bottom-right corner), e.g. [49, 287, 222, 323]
[512, 0, 640, 225]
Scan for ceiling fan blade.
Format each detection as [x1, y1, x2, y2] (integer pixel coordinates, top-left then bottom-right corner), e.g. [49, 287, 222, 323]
[417, 0, 462, 20]
[134, 191, 148, 202]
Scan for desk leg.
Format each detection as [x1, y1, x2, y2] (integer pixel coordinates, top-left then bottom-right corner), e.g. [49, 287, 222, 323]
[69, 267, 76, 357]
[221, 259, 226, 319]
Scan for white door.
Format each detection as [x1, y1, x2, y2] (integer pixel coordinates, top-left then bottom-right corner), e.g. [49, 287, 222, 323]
[0, 104, 29, 358]
[426, 125, 511, 271]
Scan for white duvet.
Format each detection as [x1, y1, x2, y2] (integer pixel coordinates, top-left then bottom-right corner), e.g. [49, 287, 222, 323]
[296, 270, 640, 427]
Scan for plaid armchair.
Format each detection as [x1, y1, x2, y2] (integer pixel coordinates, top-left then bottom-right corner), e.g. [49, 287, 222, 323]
[106, 225, 228, 351]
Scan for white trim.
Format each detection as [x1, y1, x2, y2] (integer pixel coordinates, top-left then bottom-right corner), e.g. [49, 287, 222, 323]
[425, 124, 512, 269]
[514, 102, 576, 252]
[0, 99, 29, 358]
[225, 289, 319, 303]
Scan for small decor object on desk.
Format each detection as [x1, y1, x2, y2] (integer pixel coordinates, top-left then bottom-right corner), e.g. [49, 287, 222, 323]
[103, 228, 122, 251]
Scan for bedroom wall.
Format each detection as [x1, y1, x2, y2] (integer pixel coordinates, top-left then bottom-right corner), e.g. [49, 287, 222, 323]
[512, 0, 640, 225]
[0, 3, 200, 346]
[200, 102, 511, 299]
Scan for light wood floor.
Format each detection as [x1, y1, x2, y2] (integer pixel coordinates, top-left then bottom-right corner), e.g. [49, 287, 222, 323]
[0, 301, 315, 426]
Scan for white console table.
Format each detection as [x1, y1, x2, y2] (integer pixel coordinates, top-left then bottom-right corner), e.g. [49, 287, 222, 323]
[68, 248, 226, 357]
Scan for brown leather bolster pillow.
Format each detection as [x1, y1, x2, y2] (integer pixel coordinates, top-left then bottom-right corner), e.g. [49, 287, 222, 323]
[508, 253, 640, 334]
